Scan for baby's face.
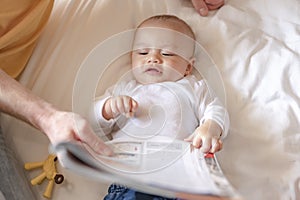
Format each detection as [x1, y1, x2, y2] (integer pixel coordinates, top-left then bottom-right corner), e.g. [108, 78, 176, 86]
[131, 22, 195, 84]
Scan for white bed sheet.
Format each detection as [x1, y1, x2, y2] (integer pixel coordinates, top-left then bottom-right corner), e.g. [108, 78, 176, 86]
[1, 0, 300, 199]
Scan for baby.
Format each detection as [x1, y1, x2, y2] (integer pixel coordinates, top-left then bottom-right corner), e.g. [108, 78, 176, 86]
[94, 14, 229, 154]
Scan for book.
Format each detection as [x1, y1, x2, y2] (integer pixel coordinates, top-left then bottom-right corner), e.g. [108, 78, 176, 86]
[54, 136, 242, 200]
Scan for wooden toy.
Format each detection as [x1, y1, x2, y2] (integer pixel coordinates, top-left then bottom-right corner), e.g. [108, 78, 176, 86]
[24, 154, 64, 199]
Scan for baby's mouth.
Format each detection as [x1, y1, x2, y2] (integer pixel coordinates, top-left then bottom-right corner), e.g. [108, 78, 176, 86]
[144, 66, 162, 75]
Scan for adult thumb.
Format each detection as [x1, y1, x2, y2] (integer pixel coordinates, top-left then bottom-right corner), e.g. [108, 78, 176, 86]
[191, 0, 209, 16]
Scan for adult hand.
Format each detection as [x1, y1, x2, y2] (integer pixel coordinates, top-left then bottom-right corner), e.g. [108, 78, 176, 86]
[191, 0, 224, 16]
[42, 110, 113, 156]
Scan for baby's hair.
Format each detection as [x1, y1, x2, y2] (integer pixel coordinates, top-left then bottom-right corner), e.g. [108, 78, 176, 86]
[137, 14, 195, 40]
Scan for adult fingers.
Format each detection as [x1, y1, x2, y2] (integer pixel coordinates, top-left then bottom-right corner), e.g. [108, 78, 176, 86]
[74, 115, 113, 156]
[191, 0, 209, 16]
[83, 130, 113, 156]
[205, 0, 224, 10]
[206, 3, 224, 10]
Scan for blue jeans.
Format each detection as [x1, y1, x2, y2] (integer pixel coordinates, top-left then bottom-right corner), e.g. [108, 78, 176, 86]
[104, 184, 178, 200]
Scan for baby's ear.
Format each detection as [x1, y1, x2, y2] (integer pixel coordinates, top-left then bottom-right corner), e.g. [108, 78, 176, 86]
[185, 57, 195, 76]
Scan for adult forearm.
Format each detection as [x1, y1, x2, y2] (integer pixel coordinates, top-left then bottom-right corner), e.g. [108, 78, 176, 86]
[0, 69, 55, 132]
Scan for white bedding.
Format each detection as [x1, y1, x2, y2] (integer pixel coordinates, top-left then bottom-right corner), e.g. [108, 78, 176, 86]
[1, 0, 300, 199]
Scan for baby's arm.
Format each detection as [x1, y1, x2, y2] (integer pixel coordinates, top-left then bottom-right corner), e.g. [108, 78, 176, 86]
[185, 119, 223, 153]
[185, 78, 229, 153]
[102, 95, 138, 120]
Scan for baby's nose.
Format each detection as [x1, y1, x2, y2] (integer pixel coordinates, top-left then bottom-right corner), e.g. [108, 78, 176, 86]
[147, 53, 161, 64]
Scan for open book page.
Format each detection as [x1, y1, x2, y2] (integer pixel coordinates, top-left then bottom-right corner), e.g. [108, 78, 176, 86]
[54, 136, 241, 199]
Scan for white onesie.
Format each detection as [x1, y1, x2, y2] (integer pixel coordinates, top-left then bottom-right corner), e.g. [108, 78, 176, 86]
[93, 75, 229, 140]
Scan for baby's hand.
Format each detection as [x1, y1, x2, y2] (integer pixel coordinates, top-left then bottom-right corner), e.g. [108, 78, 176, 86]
[184, 119, 222, 153]
[103, 95, 138, 120]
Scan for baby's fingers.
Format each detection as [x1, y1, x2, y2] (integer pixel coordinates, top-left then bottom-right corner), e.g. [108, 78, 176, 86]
[184, 133, 195, 142]
[130, 99, 138, 113]
[184, 133, 204, 149]
[125, 97, 138, 118]
[109, 98, 119, 116]
[122, 96, 132, 114]
[210, 138, 223, 153]
[192, 134, 203, 148]
[110, 96, 130, 116]
[116, 97, 126, 113]
[199, 137, 211, 153]
[201, 137, 223, 153]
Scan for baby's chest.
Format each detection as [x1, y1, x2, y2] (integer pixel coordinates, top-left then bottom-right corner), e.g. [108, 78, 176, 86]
[121, 84, 198, 138]
[131, 85, 188, 117]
